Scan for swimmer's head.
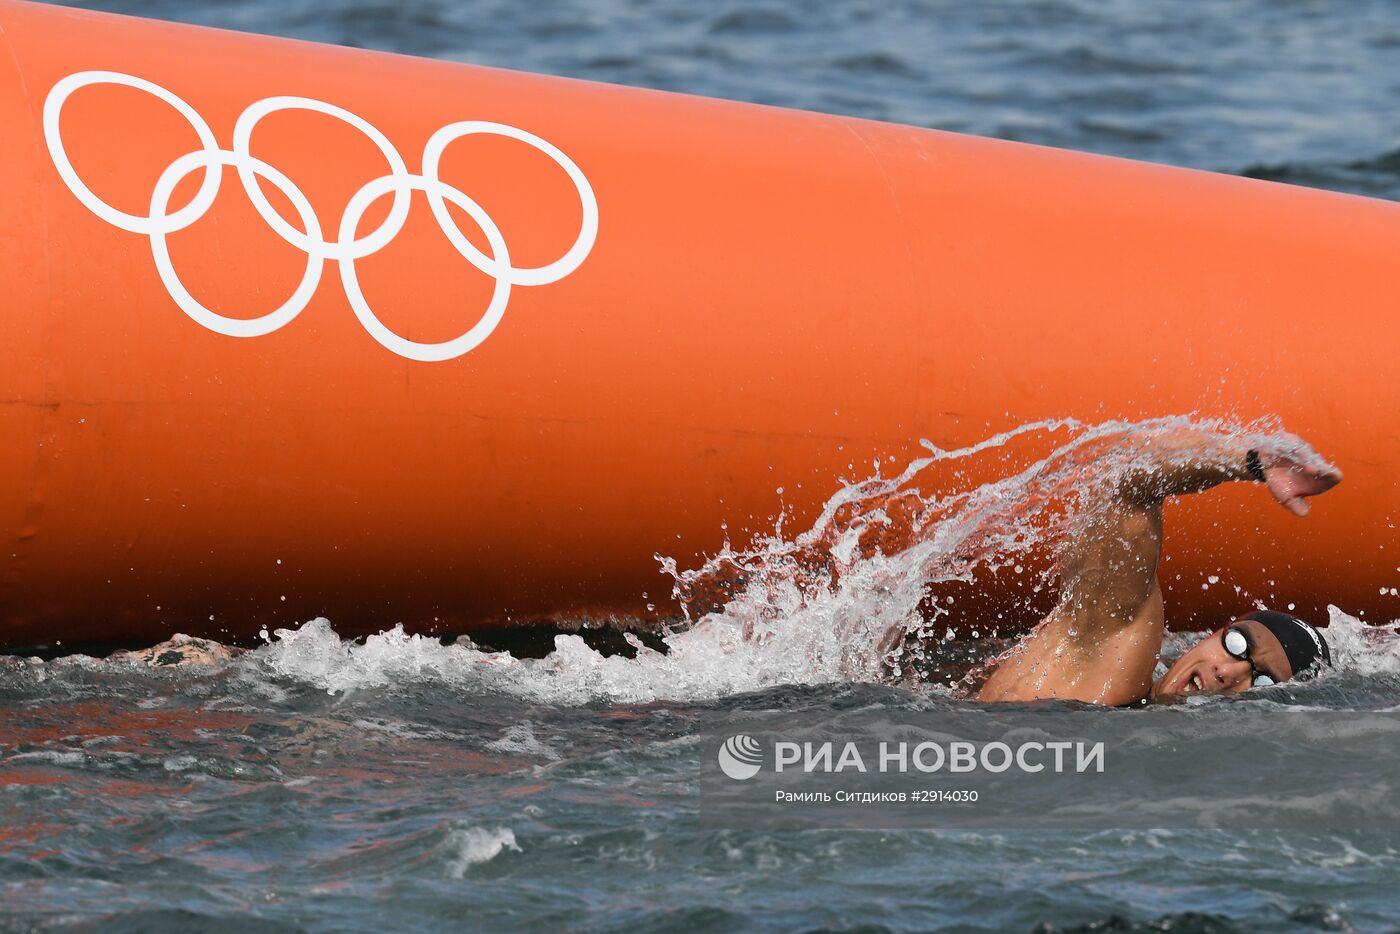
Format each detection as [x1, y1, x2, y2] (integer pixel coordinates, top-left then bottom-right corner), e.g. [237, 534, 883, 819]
[1150, 610, 1331, 700]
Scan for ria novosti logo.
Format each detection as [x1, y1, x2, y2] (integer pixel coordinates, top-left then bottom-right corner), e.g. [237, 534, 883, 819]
[717, 735, 764, 780]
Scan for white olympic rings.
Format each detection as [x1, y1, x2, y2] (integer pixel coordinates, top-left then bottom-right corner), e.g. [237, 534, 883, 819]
[42, 70, 599, 362]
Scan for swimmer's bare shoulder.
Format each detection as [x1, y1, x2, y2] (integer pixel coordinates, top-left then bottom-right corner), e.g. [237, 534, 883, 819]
[974, 427, 1336, 706]
[976, 495, 1164, 705]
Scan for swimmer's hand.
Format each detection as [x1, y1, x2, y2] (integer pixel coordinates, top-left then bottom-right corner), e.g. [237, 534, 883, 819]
[1262, 457, 1343, 517]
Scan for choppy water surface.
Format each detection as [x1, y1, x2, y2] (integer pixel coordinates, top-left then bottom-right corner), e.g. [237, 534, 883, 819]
[13, 1, 1400, 930]
[4, 618, 1400, 933]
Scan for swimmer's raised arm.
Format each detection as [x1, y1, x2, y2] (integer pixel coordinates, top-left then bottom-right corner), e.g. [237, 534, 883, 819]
[1062, 428, 1341, 635]
[976, 426, 1340, 704]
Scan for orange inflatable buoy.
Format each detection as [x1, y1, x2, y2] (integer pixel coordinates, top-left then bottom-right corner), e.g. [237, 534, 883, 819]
[1, 0, 1397, 646]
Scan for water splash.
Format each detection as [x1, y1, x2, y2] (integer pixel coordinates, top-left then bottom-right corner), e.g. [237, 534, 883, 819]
[243, 415, 1376, 705]
[441, 825, 519, 879]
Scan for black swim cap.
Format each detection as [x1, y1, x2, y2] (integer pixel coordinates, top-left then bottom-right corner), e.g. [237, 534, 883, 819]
[1241, 610, 1331, 678]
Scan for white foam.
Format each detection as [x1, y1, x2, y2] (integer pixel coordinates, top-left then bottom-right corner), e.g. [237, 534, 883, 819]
[1322, 605, 1400, 676]
[486, 722, 560, 760]
[441, 825, 519, 878]
[6, 750, 87, 766]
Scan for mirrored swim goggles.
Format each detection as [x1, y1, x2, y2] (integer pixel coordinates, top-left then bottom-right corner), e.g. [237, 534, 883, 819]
[1222, 626, 1275, 687]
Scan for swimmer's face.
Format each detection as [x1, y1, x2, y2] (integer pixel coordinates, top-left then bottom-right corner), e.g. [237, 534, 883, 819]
[1151, 618, 1294, 700]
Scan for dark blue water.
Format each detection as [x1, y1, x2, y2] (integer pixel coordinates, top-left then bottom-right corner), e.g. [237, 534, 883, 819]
[8, 3, 1400, 931]
[50, 0, 1400, 201]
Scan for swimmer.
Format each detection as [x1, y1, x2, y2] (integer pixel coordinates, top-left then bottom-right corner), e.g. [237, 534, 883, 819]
[974, 428, 1341, 705]
[111, 633, 245, 667]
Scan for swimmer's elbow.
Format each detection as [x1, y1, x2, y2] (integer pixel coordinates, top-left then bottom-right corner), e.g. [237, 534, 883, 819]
[1115, 469, 1165, 508]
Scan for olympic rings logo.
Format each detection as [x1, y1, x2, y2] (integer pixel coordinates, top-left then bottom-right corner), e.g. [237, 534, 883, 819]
[42, 70, 599, 362]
